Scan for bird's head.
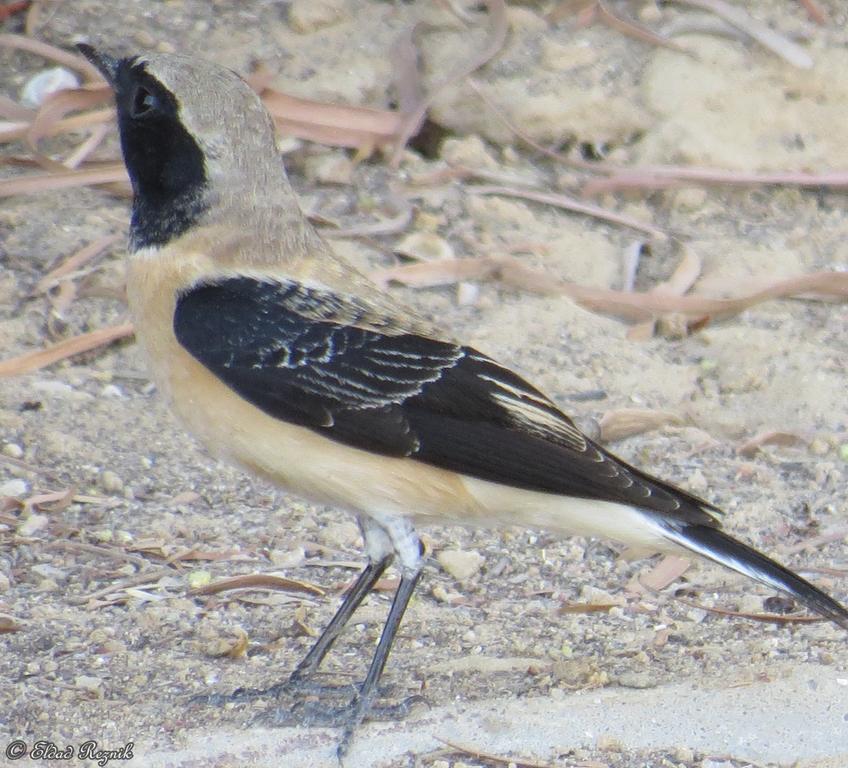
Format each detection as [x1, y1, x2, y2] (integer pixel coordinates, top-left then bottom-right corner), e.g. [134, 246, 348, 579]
[77, 44, 283, 249]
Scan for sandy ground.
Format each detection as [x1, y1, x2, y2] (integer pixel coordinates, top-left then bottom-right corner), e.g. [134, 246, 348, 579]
[2, 2, 848, 767]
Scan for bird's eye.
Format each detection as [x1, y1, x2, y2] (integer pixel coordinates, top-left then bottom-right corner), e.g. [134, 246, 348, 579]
[130, 85, 158, 119]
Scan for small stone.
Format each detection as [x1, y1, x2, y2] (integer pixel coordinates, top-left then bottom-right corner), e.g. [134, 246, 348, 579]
[839, 444, 848, 462]
[0, 478, 28, 498]
[552, 658, 598, 687]
[437, 549, 485, 581]
[20, 67, 79, 108]
[809, 438, 829, 456]
[674, 746, 695, 763]
[35, 578, 59, 592]
[289, 0, 345, 34]
[579, 585, 625, 606]
[321, 521, 362, 550]
[186, 570, 212, 590]
[134, 30, 155, 47]
[303, 153, 353, 185]
[395, 232, 455, 262]
[99, 470, 124, 493]
[431, 584, 448, 603]
[75, 675, 104, 698]
[269, 546, 306, 568]
[686, 468, 708, 494]
[0, 572, 10, 592]
[440, 135, 499, 169]
[456, 282, 480, 306]
[2, 443, 23, 459]
[100, 384, 124, 399]
[18, 513, 48, 537]
[32, 564, 68, 582]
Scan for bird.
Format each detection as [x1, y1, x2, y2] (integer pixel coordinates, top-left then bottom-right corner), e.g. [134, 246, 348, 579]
[77, 44, 848, 755]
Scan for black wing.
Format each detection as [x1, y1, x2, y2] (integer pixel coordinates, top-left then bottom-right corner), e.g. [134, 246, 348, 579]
[174, 277, 717, 524]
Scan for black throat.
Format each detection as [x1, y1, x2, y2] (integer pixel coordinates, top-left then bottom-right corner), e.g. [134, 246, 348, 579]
[113, 66, 209, 250]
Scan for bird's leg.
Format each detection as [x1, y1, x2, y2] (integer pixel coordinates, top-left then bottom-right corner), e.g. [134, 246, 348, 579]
[285, 551, 394, 694]
[256, 516, 427, 755]
[336, 562, 423, 758]
[194, 516, 397, 705]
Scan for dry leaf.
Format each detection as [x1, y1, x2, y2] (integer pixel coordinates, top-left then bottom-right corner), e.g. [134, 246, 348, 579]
[598, 408, 683, 442]
[259, 87, 402, 151]
[373, 256, 848, 325]
[638, 555, 692, 592]
[34, 234, 121, 295]
[0, 164, 129, 198]
[0, 616, 23, 634]
[737, 430, 808, 457]
[0, 322, 134, 377]
[675, 597, 825, 625]
[558, 602, 616, 614]
[469, 185, 666, 240]
[188, 573, 325, 597]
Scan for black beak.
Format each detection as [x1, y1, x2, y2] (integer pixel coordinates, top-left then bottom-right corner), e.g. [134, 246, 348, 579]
[76, 43, 120, 86]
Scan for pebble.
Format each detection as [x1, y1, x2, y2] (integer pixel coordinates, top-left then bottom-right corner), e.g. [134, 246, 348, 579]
[2, 443, 23, 459]
[321, 520, 362, 549]
[20, 67, 79, 108]
[75, 675, 104, 698]
[269, 546, 306, 568]
[395, 232, 454, 262]
[456, 282, 480, 306]
[186, 570, 212, 590]
[437, 549, 485, 581]
[0, 572, 10, 592]
[18, 513, 48, 537]
[303, 153, 353, 185]
[100, 384, 124, 399]
[32, 564, 68, 582]
[289, 0, 346, 34]
[440, 135, 499, 169]
[0, 478, 28, 498]
[686, 468, 708, 494]
[35, 578, 59, 592]
[99, 470, 124, 494]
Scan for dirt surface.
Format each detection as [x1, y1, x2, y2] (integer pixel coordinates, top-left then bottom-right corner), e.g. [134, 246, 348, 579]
[2, 2, 848, 767]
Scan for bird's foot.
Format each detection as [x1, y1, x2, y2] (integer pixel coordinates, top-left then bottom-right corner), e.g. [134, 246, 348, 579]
[253, 691, 426, 759]
[191, 675, 397, 707]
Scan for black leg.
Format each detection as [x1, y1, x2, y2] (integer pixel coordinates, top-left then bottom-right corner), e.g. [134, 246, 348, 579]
[289, 553, 394, 685]
[337, 564, 424, 758]
[200, 553, 394, 704]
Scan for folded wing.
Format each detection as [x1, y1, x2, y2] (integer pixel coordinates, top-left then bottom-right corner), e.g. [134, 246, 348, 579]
[174, 276, 718, 527]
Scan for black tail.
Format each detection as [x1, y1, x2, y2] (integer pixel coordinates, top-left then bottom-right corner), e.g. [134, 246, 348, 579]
[666, 524, 848, 630]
